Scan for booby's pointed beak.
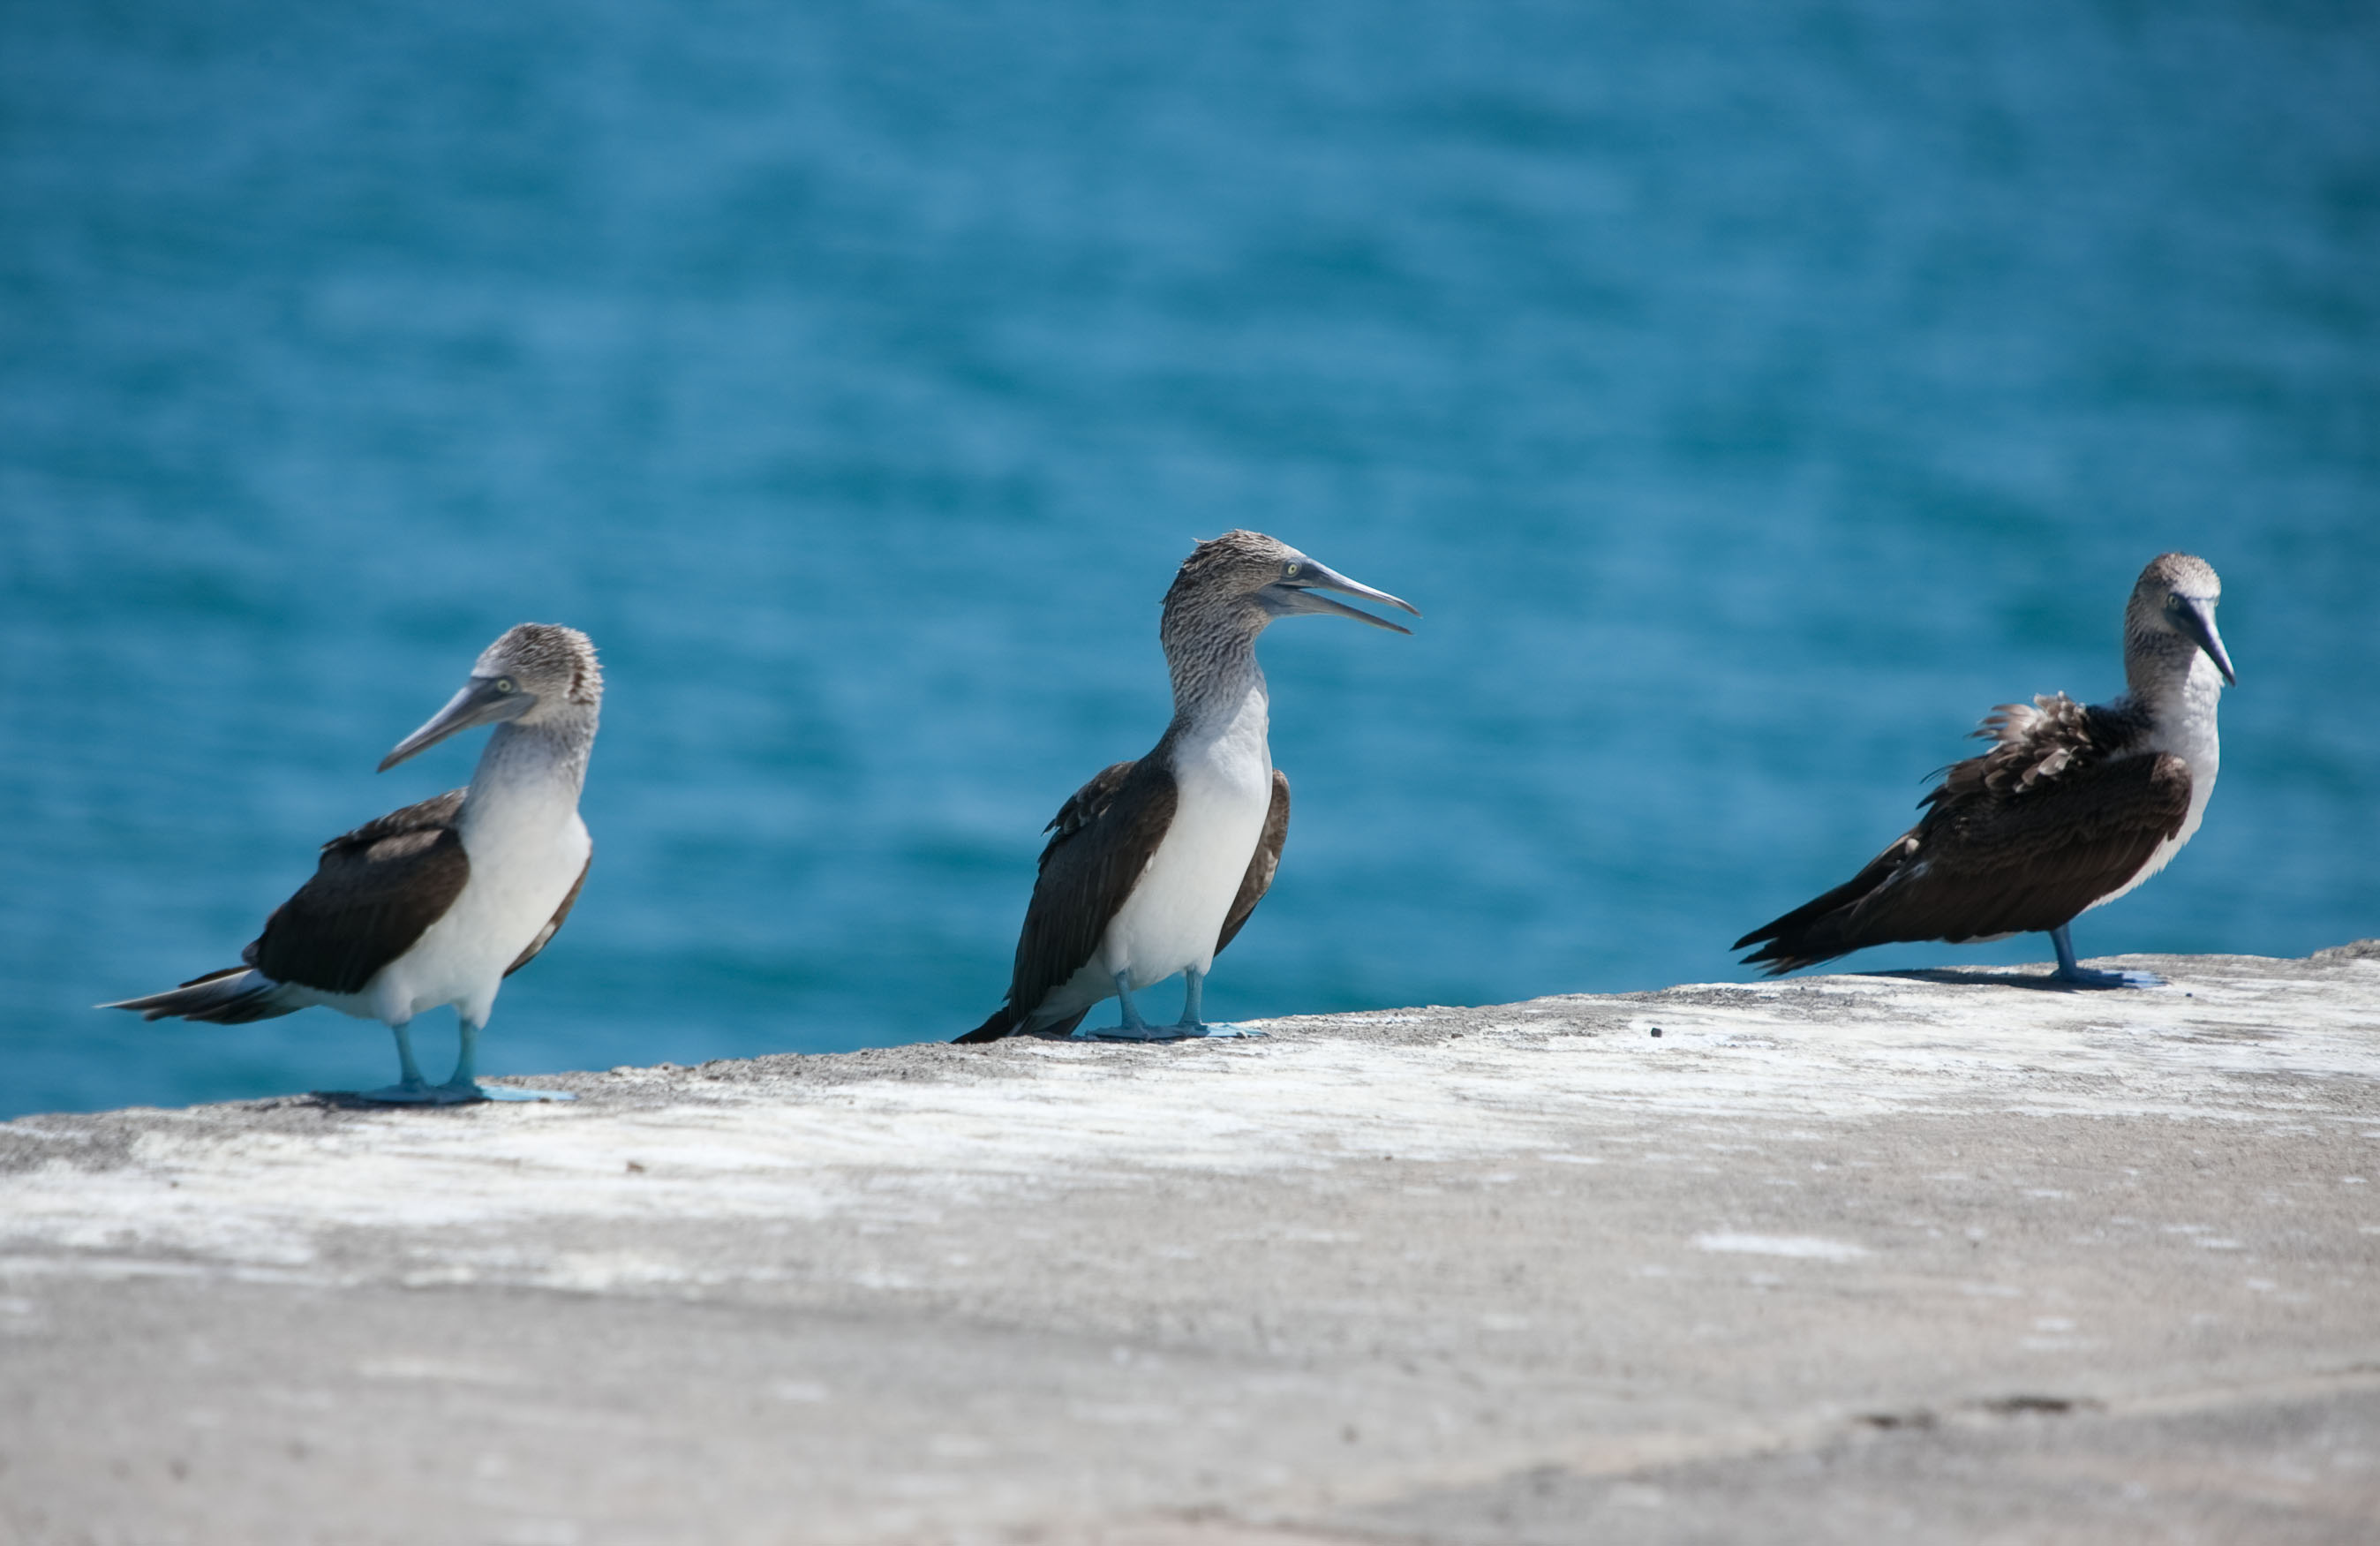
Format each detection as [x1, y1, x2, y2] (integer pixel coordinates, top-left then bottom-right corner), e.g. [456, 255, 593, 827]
[2173, 596, 2236, 686]
[1260, 558, 1421, 635]
[380, 676, 533, 771]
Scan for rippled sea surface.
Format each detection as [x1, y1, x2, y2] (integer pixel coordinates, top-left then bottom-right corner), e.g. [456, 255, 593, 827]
[4, 1, 2374, 1117]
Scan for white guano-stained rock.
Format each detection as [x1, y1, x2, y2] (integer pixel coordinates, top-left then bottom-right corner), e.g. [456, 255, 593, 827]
[4, 946, 2377, 1544]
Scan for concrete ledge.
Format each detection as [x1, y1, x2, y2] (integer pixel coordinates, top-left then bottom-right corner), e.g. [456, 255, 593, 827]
[4, 947, 2378, 1543]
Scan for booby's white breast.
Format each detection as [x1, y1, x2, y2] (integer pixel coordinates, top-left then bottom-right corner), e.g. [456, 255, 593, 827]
[371, 758, 590, 1026]
[1098, 681, 1273, 992]
[2090, 655, 2225, 910]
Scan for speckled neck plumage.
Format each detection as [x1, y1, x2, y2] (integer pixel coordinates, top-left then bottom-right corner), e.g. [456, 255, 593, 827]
[2122, 622, 2205, 711]
[1159, 593, 1270, 740]
[470, 709, 598, 810]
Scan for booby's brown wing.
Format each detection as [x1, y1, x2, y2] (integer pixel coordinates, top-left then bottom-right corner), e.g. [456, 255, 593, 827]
[1736, 751, 2191, 974]
[1214, 770, 1290, 954]
[955, 758, 1179, 1043]
[245, 790, 471, 995]
[505, 849, 591, 977]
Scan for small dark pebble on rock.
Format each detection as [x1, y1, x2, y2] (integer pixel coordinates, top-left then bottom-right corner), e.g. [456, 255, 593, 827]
[1650, 1028, 1663, 1038]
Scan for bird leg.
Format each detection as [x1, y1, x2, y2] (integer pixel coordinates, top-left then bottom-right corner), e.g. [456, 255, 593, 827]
[1171, 968, 1256, 1038]
[433, 1018, 575, 1104]
[356, 1022, 439, 1104]
[1081, 970, 1263, 1041]
[2048, 924, 2165, 990]
[1176, 967, 1204, 1028]
[1080, 972, 1163, 1039]
[432, 1018, 485, 1103]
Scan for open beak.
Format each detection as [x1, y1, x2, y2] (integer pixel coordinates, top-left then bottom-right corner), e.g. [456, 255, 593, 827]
[1261, 558, 1422, 635]
[380, 677, 531, 771]
[2173, 596, 2237, 686]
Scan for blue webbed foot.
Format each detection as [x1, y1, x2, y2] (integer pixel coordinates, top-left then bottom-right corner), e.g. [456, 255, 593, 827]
[1072, 971, 1266, 1040]
[1076, 1021, 1262, 1042]
[2047, 926, 2164, 990]
[428, 1079, 575, 1104]
[1173, 1020, 1262, 1038]
[2053, 964, 2165, 991]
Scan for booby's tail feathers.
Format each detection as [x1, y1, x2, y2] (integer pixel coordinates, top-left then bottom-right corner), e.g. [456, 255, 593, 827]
[954, 1004, 1096, 1044]
[102, 967, 300, 1024]
[1735, 920, 1860, 977]
[953, 1006, 1017, 1044]
[1734, 841, 1917, 976]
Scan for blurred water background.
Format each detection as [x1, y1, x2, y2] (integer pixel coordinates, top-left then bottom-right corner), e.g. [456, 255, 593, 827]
[4, 0, 2375, 1118]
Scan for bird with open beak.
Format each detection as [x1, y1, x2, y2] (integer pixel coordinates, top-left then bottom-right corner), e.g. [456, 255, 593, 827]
[959, 531, 1419, 1043]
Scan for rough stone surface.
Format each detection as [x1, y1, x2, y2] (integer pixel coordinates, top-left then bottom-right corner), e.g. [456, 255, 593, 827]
[4, 947, 2377, 1544]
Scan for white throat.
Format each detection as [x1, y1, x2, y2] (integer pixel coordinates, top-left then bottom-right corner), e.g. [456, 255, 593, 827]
[461, 720, 590, 843]
[2141, 650, 2225, 812]
[369, 719, 593, 1025]
[2092, 650, 2225, 912]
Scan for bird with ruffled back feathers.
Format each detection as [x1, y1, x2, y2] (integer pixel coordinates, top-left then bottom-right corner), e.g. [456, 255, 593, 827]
[105, 624, 603, 1102]
[958, 532, 1419, 1043]
[1735, 554, 2235, 988]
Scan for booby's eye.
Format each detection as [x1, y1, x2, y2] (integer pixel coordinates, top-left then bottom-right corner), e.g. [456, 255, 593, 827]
[493, 676, 518, 694]
[1282, 562, 1301, 580]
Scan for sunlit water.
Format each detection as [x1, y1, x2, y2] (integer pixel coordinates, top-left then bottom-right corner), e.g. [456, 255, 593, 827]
[4, 1, 2375, 1117]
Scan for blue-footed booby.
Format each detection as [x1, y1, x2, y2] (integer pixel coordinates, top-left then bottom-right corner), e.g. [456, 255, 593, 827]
[1736, 554, 2234, 988]
[957, 531, 1418, 1044]
[105, 623, 602, 1103]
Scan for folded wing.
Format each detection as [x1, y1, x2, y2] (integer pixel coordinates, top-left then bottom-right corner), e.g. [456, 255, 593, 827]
[954, 760, 1176, 1042]
[246, 790, 473, 995]
[1736, 698, 2190, 975]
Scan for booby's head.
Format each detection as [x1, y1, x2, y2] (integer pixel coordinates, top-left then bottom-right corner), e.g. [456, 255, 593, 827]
[380, 623, 604, 771]
[1161, 531, 1420, 647]
[2128, 553, 2234, 689]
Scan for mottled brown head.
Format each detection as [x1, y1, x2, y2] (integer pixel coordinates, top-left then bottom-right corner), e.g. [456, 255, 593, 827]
[380, 623, 603, 771]
[2125, 552, 2233, 688]
[1161, 530, 1419, 641]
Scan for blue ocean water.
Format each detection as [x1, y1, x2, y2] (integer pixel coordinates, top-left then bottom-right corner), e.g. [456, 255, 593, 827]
[3, 1, 2374, 1119]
